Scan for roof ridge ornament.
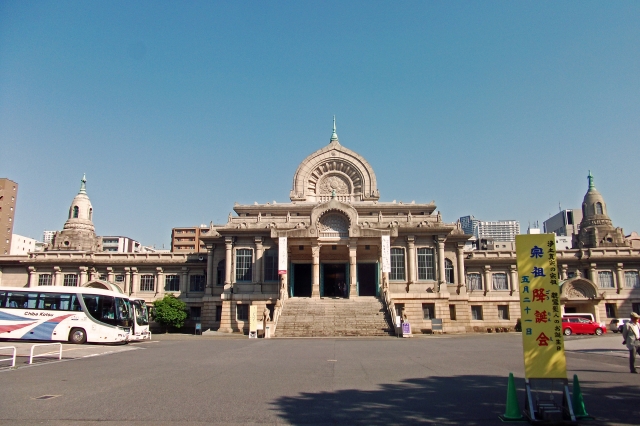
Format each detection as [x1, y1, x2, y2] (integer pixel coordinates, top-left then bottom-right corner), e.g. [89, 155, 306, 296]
[79, 173, 87, 194]
[330, 115, 339, 143]
[587, 170, 596, 191]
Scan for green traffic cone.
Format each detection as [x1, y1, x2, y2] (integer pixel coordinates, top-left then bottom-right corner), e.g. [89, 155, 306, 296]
[499, 373, 524, 421]
[572, 374, 590, 419]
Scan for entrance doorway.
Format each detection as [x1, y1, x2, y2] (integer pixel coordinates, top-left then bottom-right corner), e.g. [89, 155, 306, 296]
[322, 264, 347, 298]
[357, 263, 377, 296]
[292, 264, 312, 297]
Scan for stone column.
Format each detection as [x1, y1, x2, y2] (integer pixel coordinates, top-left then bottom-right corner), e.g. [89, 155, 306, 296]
[589, 263, 597, 284]
[131, 267, 139, 296]
[79, 266, 88, 286]
[89, 267, 98, 282]
[349, 239, 358, 298]
[437, 238, 449, 296]
[254, 237, 263, 293]
[205, 244, 215, 294]
[156, 267, 164, 297]
[53, 266, 62, 286]
[224, 237, 233, 292]
[483, 265, 492, 295]
[181, 267, 189, 296]
[106, 267, 114, 283]
[406, 236, 415, 286]
[311, 243, 320, 298]
[456, 243, 466, 295]
[123, 267, 131, 294]
[561, 264, 569, 280]
[615, 263, 624, 294]
[27, 266, 37, 288]
[509, 265, 518, 295]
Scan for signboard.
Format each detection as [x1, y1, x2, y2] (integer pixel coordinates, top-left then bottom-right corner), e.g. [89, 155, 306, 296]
[401, 321, 411, 336]
[278, 237, 287, 275]
[381, 235, 391, 273]
[515, 234, 567, 379]
[249, 305, 257, 338]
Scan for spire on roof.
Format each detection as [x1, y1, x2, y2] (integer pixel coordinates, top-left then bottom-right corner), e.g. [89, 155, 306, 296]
[587, 170, 595, 191]
[330, 115, 339, 142]
[79, 173, 87, 194]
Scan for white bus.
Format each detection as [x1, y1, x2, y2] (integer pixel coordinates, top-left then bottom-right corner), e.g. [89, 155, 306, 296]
[129, 298, 151, 341]
[0, 286, 132, 344]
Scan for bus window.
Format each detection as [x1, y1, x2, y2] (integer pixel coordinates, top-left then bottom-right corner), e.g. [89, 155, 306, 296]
[82, 294, 127, 327]
[41, 293, 62, 310]
[5, 292, 26, 308]
[70, 294, 82, 311]
[0, 292, 5, 307]
[26, 293, 41, 309]
[115, 298, 132, 327]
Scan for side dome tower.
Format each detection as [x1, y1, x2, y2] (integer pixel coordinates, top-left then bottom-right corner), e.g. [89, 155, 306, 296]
[290, 117, 380, 203]
[48, 175, 102, 251]
[575, 171, 628, 248]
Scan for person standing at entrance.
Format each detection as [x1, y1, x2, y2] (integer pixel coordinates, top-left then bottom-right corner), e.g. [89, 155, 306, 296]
[622, 312, 640, 373]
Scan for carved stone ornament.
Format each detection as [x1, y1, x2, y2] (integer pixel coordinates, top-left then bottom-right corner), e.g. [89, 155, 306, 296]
[318, 175, 349, 195]
[566, 287, 587, 298]
[319, 213, 349, 234]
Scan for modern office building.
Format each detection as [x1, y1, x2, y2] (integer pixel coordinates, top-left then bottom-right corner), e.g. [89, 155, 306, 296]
[171, 227, 208, 253]
[43, 231, 56, 245]
[543, 209, 582, 237]
[102, 236, 142, 253]
[0, 178, 18, 255]
[460, 215, 520, 242]
[10, 234, 38, 255]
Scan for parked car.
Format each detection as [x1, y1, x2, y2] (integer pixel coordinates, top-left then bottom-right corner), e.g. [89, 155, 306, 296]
[562, 317, 606, 336]
[609, 318, 630, 333]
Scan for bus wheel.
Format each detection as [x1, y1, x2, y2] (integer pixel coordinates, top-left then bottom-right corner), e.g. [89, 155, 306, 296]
[69, 328, 87, 344]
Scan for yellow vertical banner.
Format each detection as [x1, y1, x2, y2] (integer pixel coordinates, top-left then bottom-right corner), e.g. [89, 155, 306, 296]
[515, 234, 567, 379]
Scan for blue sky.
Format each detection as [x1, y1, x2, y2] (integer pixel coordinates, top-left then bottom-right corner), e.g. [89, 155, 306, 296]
[1, 1, 639, 248]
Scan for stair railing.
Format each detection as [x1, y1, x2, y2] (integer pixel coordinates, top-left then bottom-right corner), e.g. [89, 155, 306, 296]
[382, 287, 399, 336]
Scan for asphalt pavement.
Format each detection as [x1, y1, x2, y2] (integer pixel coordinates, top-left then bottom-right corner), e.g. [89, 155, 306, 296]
[0, 332, 638, 425]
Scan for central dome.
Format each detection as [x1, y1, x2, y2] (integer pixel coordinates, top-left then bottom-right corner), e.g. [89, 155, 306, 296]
[289, 120, 379, 203]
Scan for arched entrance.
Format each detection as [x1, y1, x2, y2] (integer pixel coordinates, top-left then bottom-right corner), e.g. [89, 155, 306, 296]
[560, 278, 600, 318]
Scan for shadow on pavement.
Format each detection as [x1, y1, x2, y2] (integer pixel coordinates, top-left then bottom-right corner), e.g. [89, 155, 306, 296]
[271, 374, 640, 425]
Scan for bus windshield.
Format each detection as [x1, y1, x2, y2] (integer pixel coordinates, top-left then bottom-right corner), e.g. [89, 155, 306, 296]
[133, 300, 149, 326]
[82, 294, 132, 328]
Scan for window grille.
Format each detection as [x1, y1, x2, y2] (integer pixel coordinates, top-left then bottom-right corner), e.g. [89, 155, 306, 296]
[492, 273, 508, 290]
[598, 271, 614, 288]
[625, 271, 640, 288]
[422, 303, 435, 319]
[445, 259, 454, 284]
[140, 275, 155, 292]
[190, 275, 205, 292]
[236, 304, 248, 321]
[264, 250, 278, 282]
[467, 273, 482, 291]
[417, 248, 435, 280]
[235, 249, 253, 282]
[471, 305, 483, 320]
[497, 305, 509, 320]
[165, 275, 180, 292]
[38, 274, 52, 286]
[390, 248, 405, 281]
[63, 274, 78, 287]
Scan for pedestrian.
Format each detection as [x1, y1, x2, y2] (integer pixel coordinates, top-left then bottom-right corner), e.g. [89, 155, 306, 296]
[622, 312, 640, 373]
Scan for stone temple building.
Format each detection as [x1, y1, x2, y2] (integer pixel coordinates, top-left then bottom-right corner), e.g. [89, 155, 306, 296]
[1, 122, 639, 336]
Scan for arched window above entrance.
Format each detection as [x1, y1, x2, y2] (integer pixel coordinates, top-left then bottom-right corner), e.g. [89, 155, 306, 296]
[318, 213, 349, 238]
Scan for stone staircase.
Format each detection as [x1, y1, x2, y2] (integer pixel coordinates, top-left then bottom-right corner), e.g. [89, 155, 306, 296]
[275, 297, 395, 337]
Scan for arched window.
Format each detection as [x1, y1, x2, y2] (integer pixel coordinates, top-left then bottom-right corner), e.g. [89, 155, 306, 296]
[445, 259, 454, 284]
[595, 202, 603, 215]
[217, 260, 225, 286]
[89, 208, 93, 220]
[73, 206, 79, 218]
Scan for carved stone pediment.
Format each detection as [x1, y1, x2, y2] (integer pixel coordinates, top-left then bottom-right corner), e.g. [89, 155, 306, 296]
[561, 278, 598, 299]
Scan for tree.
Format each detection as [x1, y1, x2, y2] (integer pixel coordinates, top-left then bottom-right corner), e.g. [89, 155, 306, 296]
[152, 294, 188, 333]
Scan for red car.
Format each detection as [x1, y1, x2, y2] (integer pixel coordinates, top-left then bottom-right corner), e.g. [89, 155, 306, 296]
[562, 317, 606, 336]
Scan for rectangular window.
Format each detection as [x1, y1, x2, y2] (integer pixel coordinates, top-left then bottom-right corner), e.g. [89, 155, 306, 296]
[236, 304, 248, 321]
[605, 303, 617, 318]
[422, 303, 435, 320]
[567, 271, 576, 279]
[471, 305, 483, 320]
[140, 275, 155, 292]
[625, 271, 640, 288]
[449, 305, 457, 321]
[190, 275, 205, 292]
[215, 305, 222, 322]
[467, 273, 482, 291]
[190, 307, 202, 321]
[417, 248, 435, 280]
[598, 271, 614, 288]
[264, 250, 278, 282]
[115, 275, 125, 283]
[63, 274, 78, 287]
[235, 249, 253, 282]
[390, 248, 406, 281]
[38, 274, 52, 286]
[492, 273, 508, 291]
[497, 305, 509, 320]
[165, 275, 180, 292]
